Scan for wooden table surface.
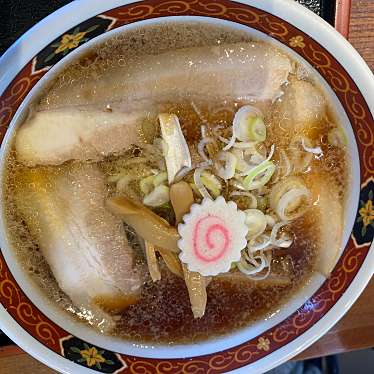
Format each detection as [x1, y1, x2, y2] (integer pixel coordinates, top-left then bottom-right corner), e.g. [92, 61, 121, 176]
[0, 0, 373, 372]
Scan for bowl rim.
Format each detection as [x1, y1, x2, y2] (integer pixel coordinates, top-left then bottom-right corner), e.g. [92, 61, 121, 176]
[0, 1, 373, 373]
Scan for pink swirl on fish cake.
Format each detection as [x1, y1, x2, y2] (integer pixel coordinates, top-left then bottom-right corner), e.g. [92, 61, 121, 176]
[193, 215, 231, 263]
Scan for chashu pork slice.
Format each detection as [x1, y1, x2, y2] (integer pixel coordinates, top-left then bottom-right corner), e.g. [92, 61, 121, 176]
[15, 109, 146, 166]
[17, 42, 293, 167]
[269, 79, 343, 276]
[41, 42, 293, 110]
[270, 78, 326, 140]
[15, 164, 142, 327]
[306, 172, 343, 276]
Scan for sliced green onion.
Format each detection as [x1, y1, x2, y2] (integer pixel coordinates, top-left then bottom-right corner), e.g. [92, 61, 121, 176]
[270, 177, 311, 221]
[233, 105, 264, 142]
[230, 191, 258, 209]
[153, 171, 168, 187]
[237, 257, 266, 275]
[140, 175, 156, 195]
[242, 161, 276, 190]
[247, 117, 266, 142]
[217, 134, 258, 150]
[244, 209, 267, 239]
[237, 250, 272, 279]
[231, 149, 249, 173]
[143, 185, 170, 207]
[214, 151, 237, 180]
[200, 172, 222, 198]
[265, 214, 276, 227]
[223, 134, 236, 151]
[194, 167, 212, 199]
[249, 152, 266, 165]
[247, 234, 272, 252]
[270, 222, 293, 248]
[233, 141, 258, 149]
[276, 187, 311, 221]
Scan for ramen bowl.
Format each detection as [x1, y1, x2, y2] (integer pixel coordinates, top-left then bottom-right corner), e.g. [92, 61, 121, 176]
[0, 0, 373, 373]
